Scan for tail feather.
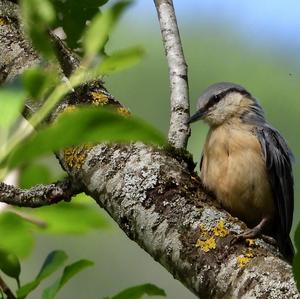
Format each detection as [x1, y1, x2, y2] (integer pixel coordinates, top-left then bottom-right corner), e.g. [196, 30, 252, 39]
[277, 235, 294, 264]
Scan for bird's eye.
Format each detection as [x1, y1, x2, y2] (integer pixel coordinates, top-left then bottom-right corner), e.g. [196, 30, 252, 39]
[211, 94, 220, 103]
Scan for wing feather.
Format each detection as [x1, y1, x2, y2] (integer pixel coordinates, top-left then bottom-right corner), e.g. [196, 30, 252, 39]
[256, 125, 294, 257]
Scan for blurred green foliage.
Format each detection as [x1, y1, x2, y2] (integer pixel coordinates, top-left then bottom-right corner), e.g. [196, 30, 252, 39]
[109, 283, 166, 299]
[0, 90, 24, 128]
[17, 250, 93, 298]
[8, 107, 165, 169]
[21, 0, 56, 58]
[42, 259, 94, 299]
[51, 0, 109, 49]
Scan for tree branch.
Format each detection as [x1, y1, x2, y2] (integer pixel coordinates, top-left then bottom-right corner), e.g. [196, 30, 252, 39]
[0, 0, 299, 297]
[0, 0, 39, 85]
[0, 275, 16, 299]
[57, 142, 299, 298]
[48, 30, 80, 77]
[0, 177, 81, 207]
[154, 0, 190, 149]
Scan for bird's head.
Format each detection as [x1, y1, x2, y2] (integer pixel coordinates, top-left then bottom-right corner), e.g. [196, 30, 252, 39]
[189, 82, 263, 126]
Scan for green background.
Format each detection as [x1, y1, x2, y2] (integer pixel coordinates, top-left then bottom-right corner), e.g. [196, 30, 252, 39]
[10, 1, 300, 298]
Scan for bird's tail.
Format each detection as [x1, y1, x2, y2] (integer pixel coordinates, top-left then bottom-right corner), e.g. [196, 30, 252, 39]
[278, 235, 294, 264]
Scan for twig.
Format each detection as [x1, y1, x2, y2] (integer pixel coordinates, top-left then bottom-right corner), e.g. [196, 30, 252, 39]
[0, 177, 81, 207]
[0, 275, 16, 299]
[48, 30, 80, 78]
[154, 0, 190, 149]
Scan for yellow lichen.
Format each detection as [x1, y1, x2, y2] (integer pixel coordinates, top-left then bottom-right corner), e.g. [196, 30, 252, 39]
[63, 145, 93, 169]
[196, 237, 216, 252]
[237, 255, 252, 267]
[116, 107, 131, 117]
[63, 105, 77, 113]
[90, 91, 109, 106]
[212, 219, 229, 237]
[0, 17, 9, 26]
[245, 248, 254, 258]
[199, 224, 210, 239]
[227, 214, 239, 223]
[246, 239, 256, 247]
[237, 248, 254, 268]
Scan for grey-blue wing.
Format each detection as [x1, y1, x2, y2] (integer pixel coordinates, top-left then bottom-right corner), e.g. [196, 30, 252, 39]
[256, 125, 294, 259]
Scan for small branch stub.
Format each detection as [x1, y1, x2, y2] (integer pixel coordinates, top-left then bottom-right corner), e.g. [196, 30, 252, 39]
[154, 0, 190, 149]
[0, 177, 81, 207]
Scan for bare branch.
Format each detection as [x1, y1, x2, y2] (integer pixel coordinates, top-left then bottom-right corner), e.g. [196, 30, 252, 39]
[0, 275, 16, 299]
[154, 0, 190, 149]
[0, 177, 81, 207]
[48, 30, 80, 77]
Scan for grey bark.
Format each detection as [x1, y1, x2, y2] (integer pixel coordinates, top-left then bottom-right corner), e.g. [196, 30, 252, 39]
[154, 0, 190, 149]
[0, 177, 80, 207]
[0, 1, 299, 298]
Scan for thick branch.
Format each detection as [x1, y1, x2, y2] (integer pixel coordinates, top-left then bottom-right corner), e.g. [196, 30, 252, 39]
[0, 0, 299, 297]
[0, 177, 81, 207]
[154, 0, 190, 149]
[56, 143, 299, 298]
[0, 0, 39, 84]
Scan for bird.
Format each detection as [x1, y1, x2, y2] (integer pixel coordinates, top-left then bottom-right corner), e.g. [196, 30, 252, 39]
[188, 82, 294, 262]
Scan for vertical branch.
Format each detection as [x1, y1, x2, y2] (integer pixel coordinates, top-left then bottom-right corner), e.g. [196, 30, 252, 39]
[154, 0, 190, 149]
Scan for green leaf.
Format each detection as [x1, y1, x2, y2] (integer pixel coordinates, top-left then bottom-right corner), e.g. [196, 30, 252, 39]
[51, 0, 109, 49]
[42, 259, 94, 299]
[97, 46, 145, 75]
[21, 0, 56, 58]
[0, 249, 20, 283]
[17, 250, 68, 298]
[22, 67, 58, 100]
[20, 164, 52, 189]
[0, 90, 24, 128]
[111, 284, 166, 299]
[30, 199, 109, 234]
[8, 107, 166, 168]
[0, 212, 34, 257]
[293, 222, 300, 291]
[83, 1, 132, 57]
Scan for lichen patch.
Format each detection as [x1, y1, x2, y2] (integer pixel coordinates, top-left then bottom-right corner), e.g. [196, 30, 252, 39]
[0, 17, 9, 26]
[196, 237, 216, 252]
[246, 239, 256, 247]
[237, 248, 255, 268]
[195, 219, 229, 253]
[213, 219, 229, 237]
[90, 91, 109, 106]
[63, 105, 77, 113]
[64, 145, 93, 169]
[198, 224, 209, 239]
[116, 107, 131, 117]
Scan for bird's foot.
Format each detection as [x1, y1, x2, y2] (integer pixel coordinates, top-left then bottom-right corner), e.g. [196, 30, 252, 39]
[230, 217, 276, 246]
[231, 227, 262, 245]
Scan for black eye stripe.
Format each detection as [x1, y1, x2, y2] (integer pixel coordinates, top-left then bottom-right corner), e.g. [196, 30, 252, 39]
[205, 88, 250, 111]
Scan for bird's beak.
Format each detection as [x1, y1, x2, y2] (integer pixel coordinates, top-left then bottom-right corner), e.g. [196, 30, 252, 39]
[188, 110, 204, 124]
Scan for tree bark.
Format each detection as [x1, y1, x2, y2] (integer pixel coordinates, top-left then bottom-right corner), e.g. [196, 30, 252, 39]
[154, 0, 190, 149]
[0, 1, 299, 298]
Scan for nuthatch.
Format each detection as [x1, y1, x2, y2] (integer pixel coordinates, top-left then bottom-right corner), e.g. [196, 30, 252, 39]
[189, 82, 294, 261]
